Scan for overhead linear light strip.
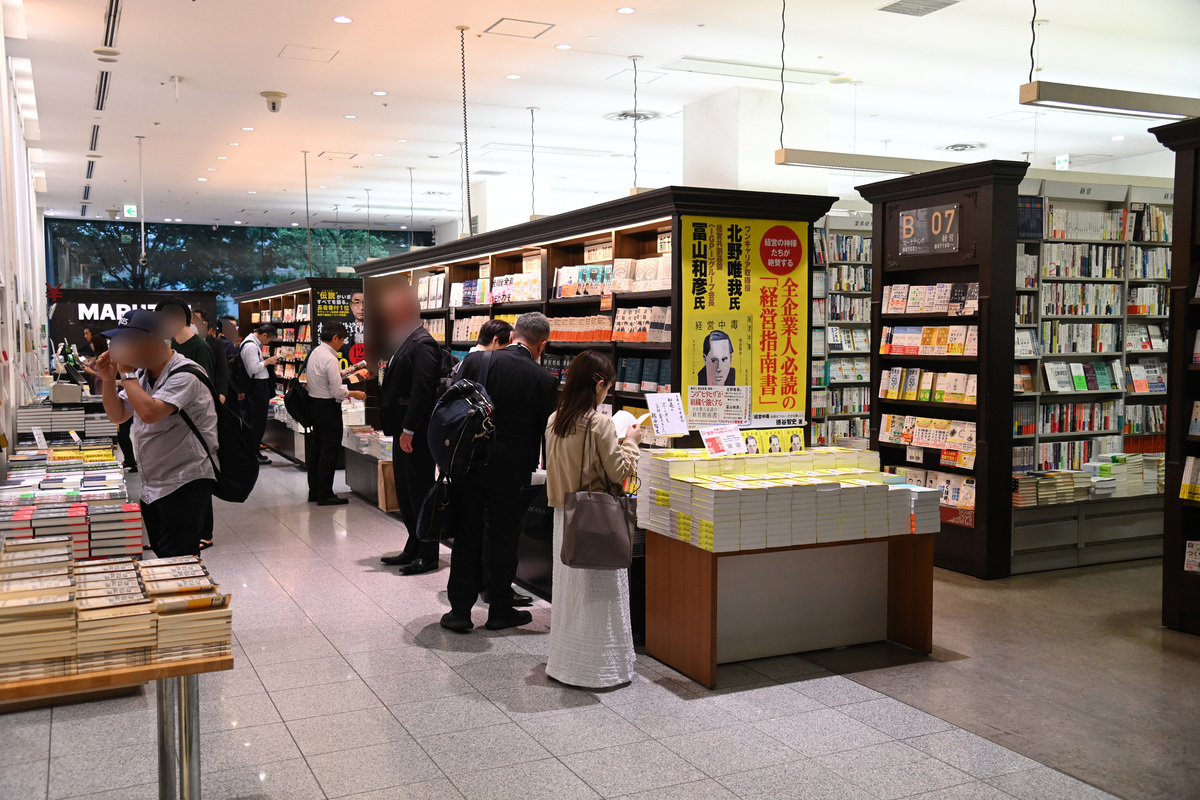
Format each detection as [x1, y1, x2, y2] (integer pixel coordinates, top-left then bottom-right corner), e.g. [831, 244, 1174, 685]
[1019, 81, 1200, 121]
[775, 148, 957, 174]
[102, 0, 122, 48]
[89, 125, 100, 151]
[94, 71, 111, 112]
[86, 161, 95, 180]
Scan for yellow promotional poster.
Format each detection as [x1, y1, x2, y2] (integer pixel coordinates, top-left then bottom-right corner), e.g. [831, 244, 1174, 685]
[681, 215, 810, 427]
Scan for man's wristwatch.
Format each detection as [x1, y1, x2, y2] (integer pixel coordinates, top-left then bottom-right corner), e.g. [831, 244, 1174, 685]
[120, 372, 138, 382]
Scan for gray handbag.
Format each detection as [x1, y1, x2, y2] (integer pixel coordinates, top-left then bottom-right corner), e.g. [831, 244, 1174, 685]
[561, 415, 637, 570]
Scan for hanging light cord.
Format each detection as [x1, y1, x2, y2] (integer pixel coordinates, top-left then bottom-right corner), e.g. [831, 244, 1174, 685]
[365, 188, 371, 262]
[1028, 0, 1037, 83]
[632, 56, 640, 189]
[529, 107, 537, 217]
[408, 167, 415, 242]
[303, 150, 312, 277]
[458, 26, 473, 235]
[779, 0, 787, 150]
[136, 136, 146, 262]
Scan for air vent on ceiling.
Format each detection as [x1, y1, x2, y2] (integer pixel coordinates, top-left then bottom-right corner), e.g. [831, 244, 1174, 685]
[605, 110, 661, 122]
[94, 71, 111, 111]
[278, 45, 338, 63]
[423, 191, 452, 197]
[86, 160, 95, 180]
[474, 170, 506, 176]
[82, 186, 91, 200]
[317, 152, 357, 160]
[938, 142, 984, 152]
[89, 125, 100, 151]
[878, 0, 961, 16]
[102, 0, 122, 48]
[484, 18, 554, 39]
[80, 204, 89, 217]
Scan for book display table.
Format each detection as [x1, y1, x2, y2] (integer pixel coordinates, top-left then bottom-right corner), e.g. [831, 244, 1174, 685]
[0, 655, 234, 800]
[645, 532, 933, 687]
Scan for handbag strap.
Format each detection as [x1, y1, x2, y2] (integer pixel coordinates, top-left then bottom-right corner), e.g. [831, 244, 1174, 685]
[576, 413, 621, 498]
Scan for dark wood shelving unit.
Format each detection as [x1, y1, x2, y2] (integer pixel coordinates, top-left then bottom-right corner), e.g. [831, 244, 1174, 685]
[860, 160, 1029, 580]
[1151, 117, 1200, 636]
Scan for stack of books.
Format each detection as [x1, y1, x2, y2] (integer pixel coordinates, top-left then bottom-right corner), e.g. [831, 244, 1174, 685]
[692, 482, 740, 552]
[668, 479, 694, 543]
[908, 487, 941, 534]
[854, 480, 890, 537]
[0, 536, 77, 680]
[815, 483, 843, 542]
[835, 482, 867, 540]
[735, 481, 768, 549]
[83, 412, 119, 439]
[887, 484, 915, 534]
[138, 557, 232, 664]
[791, 481, 820, 544]
[765, 480, 793, 548]
[75, 558, 155, 672]
[88, 504, 146, 559]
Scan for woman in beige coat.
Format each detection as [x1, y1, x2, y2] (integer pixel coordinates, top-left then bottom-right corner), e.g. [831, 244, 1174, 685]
[545, 350, 641, 688]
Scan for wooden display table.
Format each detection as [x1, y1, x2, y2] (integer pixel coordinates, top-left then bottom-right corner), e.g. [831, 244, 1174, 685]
[0, 656, 234, 800]
[646, 533, 933, 687]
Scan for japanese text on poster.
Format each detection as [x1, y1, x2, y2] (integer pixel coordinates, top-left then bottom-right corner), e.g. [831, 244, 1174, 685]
[315, 287, 366, 369]
[687, 386, 751, 426]
[700, 424, 749, 457]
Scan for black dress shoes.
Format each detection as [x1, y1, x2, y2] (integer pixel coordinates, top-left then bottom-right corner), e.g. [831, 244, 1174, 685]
[440, 611, 474, 632]
[256, 454, 271, 465]
[317, 496, 349, 506]
[481, 590, 534, 607]
[485, 610, 533, 631]
[381, 553, 416, 566]
[400, 558, 438, 576]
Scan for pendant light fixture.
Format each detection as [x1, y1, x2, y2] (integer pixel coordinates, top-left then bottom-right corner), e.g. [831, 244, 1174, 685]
[302, 150, 313, 277]
[364, 188, 372, 263]
[135, 135, 146, 266]
[630, 55, 641, 192]
[528, 107, 538, 219]
[456, 25, 474, 236]
[407, 167, 415, 246]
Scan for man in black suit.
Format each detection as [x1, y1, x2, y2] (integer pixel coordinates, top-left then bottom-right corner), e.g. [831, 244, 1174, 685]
[441, 312, 557, 632]
[379, 288, 443, 575]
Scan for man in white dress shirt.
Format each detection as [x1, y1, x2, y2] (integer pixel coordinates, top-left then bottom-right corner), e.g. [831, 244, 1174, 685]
[239, 323, 280, 464]
[306, 321, 367, 505]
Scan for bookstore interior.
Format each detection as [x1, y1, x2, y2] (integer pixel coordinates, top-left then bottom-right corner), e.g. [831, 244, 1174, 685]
[1, 1, 1200, 799]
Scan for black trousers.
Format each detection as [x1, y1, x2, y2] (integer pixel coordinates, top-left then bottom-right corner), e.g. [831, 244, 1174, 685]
[393, 436, 439, 561]
[306, 397, 343, 501]
[247, 378, 272, 449]
[141, 479, 215, 558]
[448, 475, 525, 618]
[116, 418, 136, 467]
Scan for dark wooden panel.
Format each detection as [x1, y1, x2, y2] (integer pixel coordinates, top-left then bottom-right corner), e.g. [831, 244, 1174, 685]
[645, 532, 718, 687]
[887, 533, 935, 653]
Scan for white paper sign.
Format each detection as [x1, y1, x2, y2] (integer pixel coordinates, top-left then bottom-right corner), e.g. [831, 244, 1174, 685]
[32, 427, 47, 450]
[1185, 541, 1200, 573]
[645, 392, 688, 437]
[688, 385, 752, 426]
[700, 424, 748, 457]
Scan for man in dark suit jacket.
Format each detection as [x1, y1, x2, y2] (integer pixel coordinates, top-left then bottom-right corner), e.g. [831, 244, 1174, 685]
[441, 312, 558, 633]
[378, 289, 442, 575]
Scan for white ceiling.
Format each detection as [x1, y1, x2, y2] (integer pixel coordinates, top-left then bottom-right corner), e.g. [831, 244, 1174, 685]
[10, 0, 1200, 233]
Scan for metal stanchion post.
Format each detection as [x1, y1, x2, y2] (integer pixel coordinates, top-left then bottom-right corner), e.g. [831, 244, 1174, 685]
[177, 674, 201, 800]
[155, 677, 177, 800]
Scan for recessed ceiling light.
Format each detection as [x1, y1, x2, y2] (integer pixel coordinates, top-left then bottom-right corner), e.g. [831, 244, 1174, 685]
[1112, 135, 1126, 141]
[335, 176, 344, 179]
[372, 90, 388, 96]
[291, 222, 300, 226]
[617, 6, 636, 13]
[505, 74, 521, 80]
[396, 139, 408, 143]
[163, 218, 171, 222]
[241, 127, 254, 131]
[248, 191, 257, 194]
[344, 114, 358, 119]
[217, 156, 228, 160]
[228, 142, 240, 146]
[401, 225, 408, 229]
[207, 167, 217, 171]
[556, 43, 573, 50]
[333, 15, 352, 23]
[373, 153, 384, 157]
[197, 177, 208, 182]
[234, 220, 243, 224]
[174, 218, 182, 222]
[318, 185, 327, 188]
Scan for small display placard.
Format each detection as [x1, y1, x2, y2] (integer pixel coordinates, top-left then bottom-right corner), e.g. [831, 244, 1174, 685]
[899, 203, 959, 255]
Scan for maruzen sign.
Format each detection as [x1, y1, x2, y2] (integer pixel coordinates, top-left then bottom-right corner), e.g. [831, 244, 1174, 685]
[78, 303, 157, 321]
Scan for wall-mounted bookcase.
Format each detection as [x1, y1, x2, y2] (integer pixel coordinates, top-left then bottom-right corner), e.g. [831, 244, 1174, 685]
[809, 214, 874, 446]
[1151, 117, 1200, 637]
[860, 160, 1028, 580]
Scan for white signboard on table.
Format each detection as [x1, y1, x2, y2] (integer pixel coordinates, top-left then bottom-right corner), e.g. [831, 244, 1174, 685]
[700, 424, 749, 457]
[645, 392, 688, 437]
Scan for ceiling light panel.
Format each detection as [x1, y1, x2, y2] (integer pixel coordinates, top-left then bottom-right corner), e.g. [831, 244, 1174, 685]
[877, 0, 961, 17]
[607, 68, 666, 83]
[484, 18, 555, 39]
[278, 45, 339, 63]
[318, 152, 357, 159]
[481, 142, 610, 157]
[661, 56, 839, 85]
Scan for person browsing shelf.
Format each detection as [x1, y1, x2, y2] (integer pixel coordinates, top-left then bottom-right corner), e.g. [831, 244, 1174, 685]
[239, 323, 280, 465]
[191, 308, 229, 402]
[544, 350, 641, 688]
[305, 321, 366, 505]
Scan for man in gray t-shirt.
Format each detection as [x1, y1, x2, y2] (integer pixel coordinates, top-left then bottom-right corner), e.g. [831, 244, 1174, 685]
[95, 309, 218, 557]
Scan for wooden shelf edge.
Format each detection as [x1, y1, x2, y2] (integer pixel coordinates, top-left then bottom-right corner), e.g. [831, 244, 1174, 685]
[0, 656, 234, 702]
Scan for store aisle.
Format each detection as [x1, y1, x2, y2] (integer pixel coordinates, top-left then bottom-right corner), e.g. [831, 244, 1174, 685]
[1, 459, 1119, 800]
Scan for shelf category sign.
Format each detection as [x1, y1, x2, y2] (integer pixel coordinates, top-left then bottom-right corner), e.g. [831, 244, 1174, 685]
[315, 288, 366, 368]
[899, 203, 960, 255]
[680, 215, 809, 427]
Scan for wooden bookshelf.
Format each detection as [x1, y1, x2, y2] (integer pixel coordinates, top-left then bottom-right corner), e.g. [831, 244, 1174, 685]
[860, 160, 1028, 580]
[1151, 117, 1200, 636]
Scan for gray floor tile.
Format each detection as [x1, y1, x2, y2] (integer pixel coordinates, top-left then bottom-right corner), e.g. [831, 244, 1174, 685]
[817, 741, 975, 800]
[1, 759, 48, 800]
[50, 707, 157, 757]
[709, 682, 826, 722]
[487, 682, 602, 721]
[660, 722, 802, 777]
[286, 706, 412, 756]
[49, 743, 155, 800]
[57, 782, 158, 800]
[590, 670, 700, 708]
[0, 708, 51, 764]
[337, 778, 465, 799]
[243, 633, 340, 666]
[755, 708, 893, 757]
[559, 740, 706, 797]
[306, 740, 444, 798]
[613, 778, 740, 800]
[269, 677, 383, 720]
[741, 654, 826, 681]
[388, 691, 511, 738]
[200, 721, 303, 772]
[718, 759, 877, 800]
[364, 668, 476, 706]
[199, 665, 267, 699]
[788, 673, 887, 706]
[908, 729, 1041, 779]
[453, 654, 553, 696]
[712, 663, 770, 689]
[450, 757, 600, 800]
[907, 782, 1017, 800]
[48, 689, 156, 722]
[201, 757, 325, 800]
[611, 695, 738, 739]
[414, 627, 528, 668]
[515, 704, 648, 756]
[325, 624, 423, 656]
[840, 698, 956, 739]
[256, 654, 361, 691]
[345, 644, 448, 677]
[200, 691, 283, 734]
[986, 766, 1120, 800]
[417, 722, 552, 778]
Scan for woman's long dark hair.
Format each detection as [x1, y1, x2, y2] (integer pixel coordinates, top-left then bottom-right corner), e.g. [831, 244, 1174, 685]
[552, 350, 615, 438]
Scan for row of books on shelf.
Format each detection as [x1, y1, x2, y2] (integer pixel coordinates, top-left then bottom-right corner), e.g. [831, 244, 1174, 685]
[809, 417, 871, 447]
[811, 387, 871, 417]
[1042, 242, 1125, 277]
[1013, 399, 1125, 436]
[1017, 253, 1038, 288]
[815, 264, 872, 294]
[613, 356, 673, 393]
[253, 304, 311, 324]
[1181, 457, 1200, 502]
[812, 357, 871, 385]
[545, 306, 672, 343]
[824, 326, 870, 353]
[1016, 295, 1036, 325]
[274, 325, 311, 343]
[450, 313, 518, 344]
[490, 273, 542, 304]
[1125, 323, 1168, 352]
[1045, 203, 1172, 242]
[878, 414, 977, 454]
[812, 296, 871, 324]
[885, 467, 976, 511]
[1013, 456, 1163, 506]
[1133, 247, 1170, 280]
[423, 318, 446, 343]
[880, 325, 979, 357]
[451, 279, 490, 307]
[879, 369, 977, 405]
[825, 233, 872, 263]
[1125, 403, 1167, 435]
[1038, 282, 1123, 316]
[556, 255, 671, 297]
[418, 274, 446, 309]
[883, 283, 980, 316]
[1018, 437, 1130, 471]
[1126, 285, 1169, 316]
[1037, 322, 1121, 354]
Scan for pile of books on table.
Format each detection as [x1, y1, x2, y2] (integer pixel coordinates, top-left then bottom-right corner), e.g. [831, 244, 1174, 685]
[138, 557, 232, 663]
[0, 536, 77, 680]
[75, 557, 155, 672]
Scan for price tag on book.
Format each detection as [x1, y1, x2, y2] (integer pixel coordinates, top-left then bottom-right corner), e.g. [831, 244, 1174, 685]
[32, 427, 47, 450]
[687, 385, 751, 426]
[600, 294, 613, 311]
[69, 430, 82, 444]
[699, 424, 748, 457]
[645, 392, 688, 437]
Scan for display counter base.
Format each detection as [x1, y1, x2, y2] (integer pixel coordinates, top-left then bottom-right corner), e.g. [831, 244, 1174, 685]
[645, 532, 934, 688]
[344, 447, 380, 506]
[1011, 494, 1164, 575]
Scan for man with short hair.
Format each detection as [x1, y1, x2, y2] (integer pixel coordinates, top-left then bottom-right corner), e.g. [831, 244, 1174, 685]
[306, 321, 367, 505]
[155, 298, 217, 382]
[93, 309, 218, 557]
[191, 308, 229, 403]
[239, 323, 280, 464]
[441, 312, 558, 632]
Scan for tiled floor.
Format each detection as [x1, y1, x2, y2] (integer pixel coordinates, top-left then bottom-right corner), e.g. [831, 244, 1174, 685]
[0, 459, 1122, 800]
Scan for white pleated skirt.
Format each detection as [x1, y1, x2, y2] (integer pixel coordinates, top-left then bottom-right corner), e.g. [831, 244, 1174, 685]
[546, 507, 636, 689]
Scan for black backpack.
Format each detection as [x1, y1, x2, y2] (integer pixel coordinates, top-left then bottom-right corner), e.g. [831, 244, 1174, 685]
[227, 338, 256, 397]
[435, 347, 460, 399]
[427, 351, 494, 482]
[283, 352, 313, 428]
[175, 365, 261, 503]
